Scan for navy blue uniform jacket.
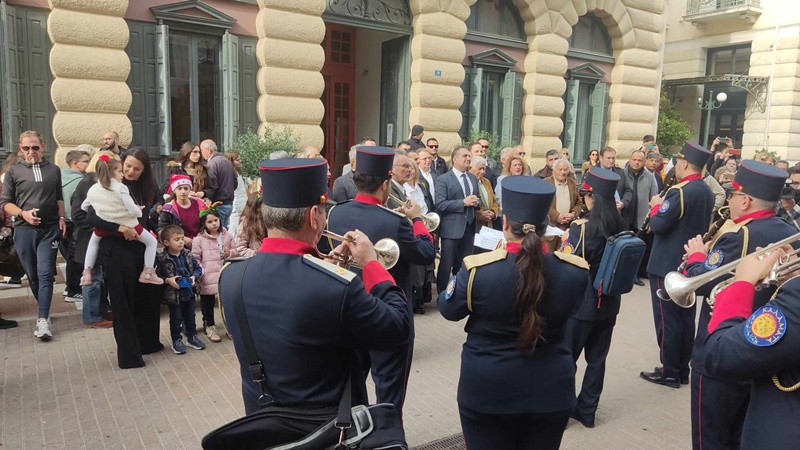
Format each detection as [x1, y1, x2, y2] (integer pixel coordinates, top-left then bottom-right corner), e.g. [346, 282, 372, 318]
[565, 219, 621, 321]
[438, 245, 589, 414]
[647, 174, 715, 278]
[219, 238, 411, 415]
[686, 213, 797, 377]
[704, 277, 800, 449]
[327, 194, 435, 298]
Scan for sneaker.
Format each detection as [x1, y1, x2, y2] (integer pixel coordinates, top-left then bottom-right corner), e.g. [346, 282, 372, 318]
[62, 289, 68, 296]
[172, 339, 187, 355]
[34, 318, 52, 339]
[0, 314, 17, 329]
[0, 279, 22, 289]
[205, 325, 222, 343]
[138, 267, 164, 286]
[185, 335, 206, 350]
[80, 269, 93, 286]
[65, 292, 83, 303]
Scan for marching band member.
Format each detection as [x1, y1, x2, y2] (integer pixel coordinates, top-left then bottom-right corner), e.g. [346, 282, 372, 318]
[327, 146, 435, 415]
[439, 176, 589, 450]
[683, 160, 795, 449]
[641, 142, 715, 388]
[562, 167, 629, 428]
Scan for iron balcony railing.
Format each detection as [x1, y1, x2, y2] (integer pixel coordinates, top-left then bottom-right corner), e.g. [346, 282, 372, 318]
[686, 0, 761, 16]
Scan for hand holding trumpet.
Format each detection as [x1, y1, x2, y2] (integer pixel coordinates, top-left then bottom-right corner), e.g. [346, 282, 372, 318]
[734, 245, 792, 286]
[327, 230, 377, 268]
[397, 198, 422, 221]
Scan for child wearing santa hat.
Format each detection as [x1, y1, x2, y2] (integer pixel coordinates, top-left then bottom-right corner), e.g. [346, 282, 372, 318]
[157, 174, 206, 248]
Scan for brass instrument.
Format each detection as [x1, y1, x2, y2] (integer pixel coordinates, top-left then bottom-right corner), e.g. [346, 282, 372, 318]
[657, 232, 800, 308]
[674, 206, 731, 274]
[322, 230, 400, 270]
[387, 194, 440, 232]
[637, 169, 678, 238]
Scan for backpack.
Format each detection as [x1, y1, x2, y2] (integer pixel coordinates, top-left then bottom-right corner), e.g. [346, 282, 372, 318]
[592, 231, 646, 296]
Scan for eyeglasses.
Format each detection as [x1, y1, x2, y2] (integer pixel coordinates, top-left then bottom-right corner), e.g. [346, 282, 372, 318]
[427, 145, 438, 149]
[77, 159, 90, 164]
[481, 145, 489, 149]
[21, 146, 41, 152]
[517, 152, 526, 157]
[395, 163, 412, 169]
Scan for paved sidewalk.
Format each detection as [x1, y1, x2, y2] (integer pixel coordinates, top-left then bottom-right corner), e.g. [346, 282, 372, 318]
[0, 281, 691, 449]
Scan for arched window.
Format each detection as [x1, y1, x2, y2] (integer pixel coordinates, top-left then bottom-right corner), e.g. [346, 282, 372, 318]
[466, 0, 525, 42]
[569, 14, 612, 57]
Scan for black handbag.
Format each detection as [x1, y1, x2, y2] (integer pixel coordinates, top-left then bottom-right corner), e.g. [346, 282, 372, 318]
[201, 259, 408, 450]
[0, 235, 25, 279]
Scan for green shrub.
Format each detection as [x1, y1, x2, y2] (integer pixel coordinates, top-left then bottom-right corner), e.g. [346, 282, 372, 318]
[229, 127, 299, 179]
[657, 84, 694, 157]
[462, 130, 515, 163]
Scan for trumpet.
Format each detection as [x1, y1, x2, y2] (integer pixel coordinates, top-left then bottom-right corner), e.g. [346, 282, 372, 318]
[675, 206, 731, 273]
[658, 232, 800, 308]
[322, 230, 400, 270]
[387, 195, 440, 231]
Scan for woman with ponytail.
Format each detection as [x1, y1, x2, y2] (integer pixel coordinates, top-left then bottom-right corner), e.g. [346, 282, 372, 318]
[561, 166, 628, 428]
[438, 176, 590, 449]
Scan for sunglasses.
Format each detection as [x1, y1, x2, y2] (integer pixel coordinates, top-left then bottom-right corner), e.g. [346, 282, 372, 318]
[428, 145, 438, 149]
[517, 152, 526, 156]
[481, 145, 489, 149]
[21, 146, 41, 152]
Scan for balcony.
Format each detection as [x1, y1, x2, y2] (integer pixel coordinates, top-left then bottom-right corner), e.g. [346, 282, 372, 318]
[684, 0, 762, 28]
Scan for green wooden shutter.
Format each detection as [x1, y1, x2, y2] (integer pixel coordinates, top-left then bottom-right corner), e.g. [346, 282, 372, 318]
[222, 32, 240, 150]
[589, 82, 609, 151]
[0, 2, 20, 153]
[512, 73, 524, 145]
[563, 79, 580, 152]
[459, 67, 471, 140]
[239, 36, 258, 134]
[24, 9, 52, 151]
[155, 24, 171, 156]
[468, 67, 483, 134]
[501, 71, 516, 143]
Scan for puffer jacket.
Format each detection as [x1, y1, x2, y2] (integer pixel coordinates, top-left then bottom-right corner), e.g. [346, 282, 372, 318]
[191, 228, 237, 295]
[235, 219, 263, 258]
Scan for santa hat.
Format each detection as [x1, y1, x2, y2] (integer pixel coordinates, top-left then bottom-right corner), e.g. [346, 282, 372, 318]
[168, 174, 192, 194]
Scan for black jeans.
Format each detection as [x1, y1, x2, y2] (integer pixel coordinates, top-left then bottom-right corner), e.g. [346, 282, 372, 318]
[58, 221, 81, 296]
[459, 405, 571, 450]
[200, 294, 215, 327]
[168, 296, 197, 342]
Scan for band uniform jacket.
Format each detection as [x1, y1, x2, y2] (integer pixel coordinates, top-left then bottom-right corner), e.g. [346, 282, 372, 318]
[647, 175, 715, 278]
[564, 219, 621, 321]
[435, 170, 481, 240]
[544, 176, 582, 231]
[686, 213, 798, 378]
[219, 239, 411, 415]
[704, 277, 800, 449]
[438, 246, 589, 414]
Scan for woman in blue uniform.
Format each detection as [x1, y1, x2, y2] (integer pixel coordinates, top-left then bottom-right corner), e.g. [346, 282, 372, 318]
[438, 176, 590, 450]
[561, 167, 628, 428]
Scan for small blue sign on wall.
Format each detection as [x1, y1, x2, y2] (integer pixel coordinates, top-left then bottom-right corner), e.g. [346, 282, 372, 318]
[434, 70, 442, 77]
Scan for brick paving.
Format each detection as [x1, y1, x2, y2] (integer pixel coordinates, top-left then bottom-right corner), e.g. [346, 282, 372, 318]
[0, 281, 692, 449]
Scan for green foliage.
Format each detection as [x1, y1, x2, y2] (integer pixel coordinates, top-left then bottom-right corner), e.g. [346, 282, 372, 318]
[228, 127, 299, 179]
[751, 148, 780, 162]
[462, 130, 515, 162]
[657, 84, 694, 157]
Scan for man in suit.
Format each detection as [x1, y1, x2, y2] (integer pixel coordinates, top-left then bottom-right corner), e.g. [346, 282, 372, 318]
[427, 138, 448, 177]
[435, 146, 481, 294]
[386, 152, 412, 210]
[470, 142, 497, 189]
[332, 146, 358, 202]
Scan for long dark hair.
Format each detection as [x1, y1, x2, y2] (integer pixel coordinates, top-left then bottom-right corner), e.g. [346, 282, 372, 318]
[510, 219, 547, 354]
[122, 147, 155, 206]
[175, 141, 207, 193]
[586, 193, 627, 239]
[95, 158, 122, 190]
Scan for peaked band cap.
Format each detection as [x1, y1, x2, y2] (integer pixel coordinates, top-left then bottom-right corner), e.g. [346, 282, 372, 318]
[258, 158, 328, 208]
[732, 160, 788, 202]
[676, 141, 713, 168]
[501, 176, 556, 225]
[582, 167, 620, 199]
[355, 146, 395, 177]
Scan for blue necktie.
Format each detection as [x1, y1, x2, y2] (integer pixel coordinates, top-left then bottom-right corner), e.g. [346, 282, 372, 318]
[462, 173, 474, 224]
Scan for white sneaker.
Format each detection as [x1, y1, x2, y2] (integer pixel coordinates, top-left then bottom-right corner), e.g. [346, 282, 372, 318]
[34, 318, 52, 339]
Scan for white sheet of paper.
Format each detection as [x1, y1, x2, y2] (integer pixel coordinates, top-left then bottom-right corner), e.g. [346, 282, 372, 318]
[545, 226, 565, 238]
[473, 226, 505, 250]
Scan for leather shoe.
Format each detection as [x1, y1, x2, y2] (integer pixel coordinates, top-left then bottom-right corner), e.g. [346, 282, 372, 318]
[633, 278, 645, 286]
[83, 319, 113, 329]
[653, 366, 689, 385]
[640, 370, 679, 388]
[413, 307, 426, 315]
[570, 411, 595, 428]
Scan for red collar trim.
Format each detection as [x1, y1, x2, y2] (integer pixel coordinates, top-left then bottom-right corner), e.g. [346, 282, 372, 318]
[355, 194, 383, 205]
[506, 242, 520, 254]
[679, 173, 702, 183]
[733, 209, 775, 224]
[259, 237, 318, 256]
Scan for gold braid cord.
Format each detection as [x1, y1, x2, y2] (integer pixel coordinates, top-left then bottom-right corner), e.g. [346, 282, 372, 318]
[772, 374, 800, 392]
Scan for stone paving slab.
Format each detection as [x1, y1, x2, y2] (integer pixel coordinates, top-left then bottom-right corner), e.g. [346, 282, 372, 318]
[0, 281, 692, 449]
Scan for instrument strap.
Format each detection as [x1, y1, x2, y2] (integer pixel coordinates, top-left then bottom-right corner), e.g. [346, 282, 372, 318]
[467, 268, 477, 311]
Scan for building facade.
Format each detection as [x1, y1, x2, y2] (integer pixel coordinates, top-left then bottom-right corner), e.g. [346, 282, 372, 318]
[0, 0, 666, 176]
[663, 0, 800, 160]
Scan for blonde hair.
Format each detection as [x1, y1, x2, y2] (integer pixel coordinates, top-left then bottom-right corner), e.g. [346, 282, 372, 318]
[503, 155, 530, 177]
[86, 150, 119, 173]
[407, 159, 420, 186]
[18, 130, 43, 144]
[95, 158, 122, 190]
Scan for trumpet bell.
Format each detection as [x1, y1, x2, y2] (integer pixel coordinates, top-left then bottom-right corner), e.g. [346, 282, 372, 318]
[659, 271, 698, 308]
[374, 238, 400, 270]
[422, 213, 440, 232]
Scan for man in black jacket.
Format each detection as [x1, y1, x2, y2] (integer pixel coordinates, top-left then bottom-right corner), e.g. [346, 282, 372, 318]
[426, 138, 448, 177]
[408, 124, 425, 151]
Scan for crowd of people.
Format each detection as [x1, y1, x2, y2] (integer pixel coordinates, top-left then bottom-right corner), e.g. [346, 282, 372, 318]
[1, 126, 798, 449]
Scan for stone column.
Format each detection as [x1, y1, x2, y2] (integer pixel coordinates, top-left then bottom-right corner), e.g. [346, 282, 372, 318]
[408, 0, 471, 154]
[255, 0, 325, 150]
[48, 0, 132, 166]
[743, 34, 800, 160]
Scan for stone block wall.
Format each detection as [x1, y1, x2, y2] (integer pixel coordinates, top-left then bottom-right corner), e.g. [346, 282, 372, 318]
[47, 0, 132, 167]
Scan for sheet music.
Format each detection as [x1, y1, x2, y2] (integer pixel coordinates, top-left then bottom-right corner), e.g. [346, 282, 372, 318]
[474, 226, 505, 250]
